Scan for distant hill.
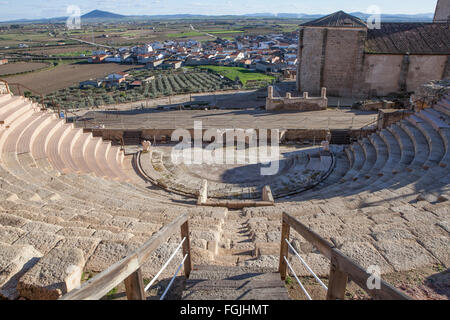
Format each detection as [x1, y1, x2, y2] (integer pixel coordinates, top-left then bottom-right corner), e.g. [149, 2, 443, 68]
[81, 10, 125, 20]
[0, 9, 435, 23]
[350, 12, 434, 22]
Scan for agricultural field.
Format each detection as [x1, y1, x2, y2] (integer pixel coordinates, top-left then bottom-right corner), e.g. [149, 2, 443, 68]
[21, 45, 93, 56]
[167, 29, 245, 38]
[0, 18, 302, 49]
[189, 65, 276, 87]
[0, 18, 288, 109]
[45, 69, 238, 110]
[53, 49, 92, 57]
[6, 62, 135, 94]
[0, 61, 51, 76]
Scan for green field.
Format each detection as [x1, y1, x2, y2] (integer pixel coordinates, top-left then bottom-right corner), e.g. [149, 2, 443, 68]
[54, 50, 92, 57]
[166, 31, 205, 38]
[204, 30, 245, 34]
[167, 29, 244, 38]
[190, 66, 275, 86]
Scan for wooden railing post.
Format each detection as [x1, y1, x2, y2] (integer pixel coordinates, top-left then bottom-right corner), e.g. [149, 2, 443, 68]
[180, 220, 192, 279]
[0, 79, 10, 94]
[326, 255, 348, 300]
[278, 213, 290, 280]
[124, 268, 146, 300]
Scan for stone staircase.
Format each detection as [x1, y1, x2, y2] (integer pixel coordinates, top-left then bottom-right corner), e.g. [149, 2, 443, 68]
[214, 210, 256, 265]
[182, 265, 289, 300]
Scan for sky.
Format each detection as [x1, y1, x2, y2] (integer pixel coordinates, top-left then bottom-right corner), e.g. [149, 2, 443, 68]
[0, 0, 439, 21]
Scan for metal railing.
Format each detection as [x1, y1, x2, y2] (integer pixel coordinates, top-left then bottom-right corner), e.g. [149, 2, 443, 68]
[62, 106, 100, 129]
[61, 213, 191, 300]
[358, 118, 378, 140]
[144, 237, 186, 292]
[159, 253, 189, 300]
[279, 212, 411, 300]
[5, 81, 46, 110]
[285, 239, 328, 295]
[0, 78, 99, 129]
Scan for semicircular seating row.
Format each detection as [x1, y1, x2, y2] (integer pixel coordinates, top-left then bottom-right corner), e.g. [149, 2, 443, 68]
[138, 148, 333, 199]
[295, 97, 450, 204]
[0, 93, 228, 300]
[240, 94, 450, 277]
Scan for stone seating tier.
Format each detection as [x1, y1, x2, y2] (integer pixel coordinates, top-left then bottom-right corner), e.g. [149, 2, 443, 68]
[0, 92, 449, 300]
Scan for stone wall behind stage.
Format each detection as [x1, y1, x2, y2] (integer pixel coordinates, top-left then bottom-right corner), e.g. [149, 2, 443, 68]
[362, 54, 448, 97]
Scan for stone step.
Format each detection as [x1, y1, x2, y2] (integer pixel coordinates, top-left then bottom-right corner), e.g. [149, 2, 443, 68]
[0, 96, 25, 117]
[434, 103, 450, 117]
[46, 123, 74, 172]
[31, 118, 64, 161]
[400, 121, 430, 167]
[188, 265, 281, 280]
[60, 127, 84, 173]
[182, 265, 288, 300]
[96, 142, 119, 180]
[388, 124, 415, 165]
[0, 101, 34, 127]
[17, 247, 85, 300]
[1, 112, 43, 154]
[0, 241, 43, 300]
[107, 146, 130, 182]
[413, 119, 445, 166]
[427, 108, 450, 124]
[71, 132, 93, 174]
[418, 109, 450, 131]
[0, 93, 14, 105]
[16, 112, 56, 154]
[84, 137, 106, 178]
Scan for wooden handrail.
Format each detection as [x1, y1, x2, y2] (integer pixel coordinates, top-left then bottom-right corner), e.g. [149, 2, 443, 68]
[0, 78, 11, 94]
[60, 213, 191, 300]
[279, 212, 411, 300]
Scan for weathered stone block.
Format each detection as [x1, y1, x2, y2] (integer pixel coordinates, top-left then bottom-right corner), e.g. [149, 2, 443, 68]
[18, 247, 85, 300]
[0, 242, 42, 300]
[374, 240, 438, 272]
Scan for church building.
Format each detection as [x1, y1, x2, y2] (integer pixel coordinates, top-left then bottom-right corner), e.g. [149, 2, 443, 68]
[296, 0, 450, 98]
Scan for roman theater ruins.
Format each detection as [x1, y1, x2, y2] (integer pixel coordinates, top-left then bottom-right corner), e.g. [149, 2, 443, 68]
[0, 2, 448, 301]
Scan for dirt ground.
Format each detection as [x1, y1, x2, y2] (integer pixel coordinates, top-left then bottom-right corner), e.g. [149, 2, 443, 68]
[0, 62, 50, 76]
[24, 45, 92, 56]
[287, 264, 449, 300]
[5, 62, 137, 94]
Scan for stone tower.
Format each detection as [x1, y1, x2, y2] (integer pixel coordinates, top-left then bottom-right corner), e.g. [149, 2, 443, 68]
[434, 0, 450, 22]
[296, 11, 368, 98]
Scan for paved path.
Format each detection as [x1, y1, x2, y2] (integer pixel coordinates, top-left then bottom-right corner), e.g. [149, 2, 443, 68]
[78, 107, 377, 130]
